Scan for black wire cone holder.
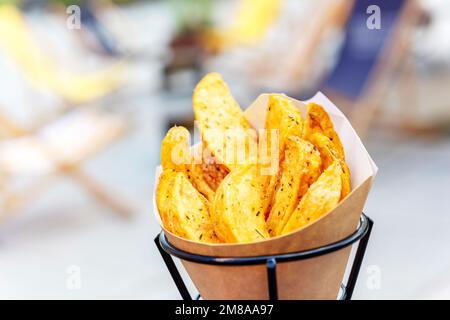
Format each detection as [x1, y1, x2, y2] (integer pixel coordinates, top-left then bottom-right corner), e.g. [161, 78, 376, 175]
[155, 213, 373, 300]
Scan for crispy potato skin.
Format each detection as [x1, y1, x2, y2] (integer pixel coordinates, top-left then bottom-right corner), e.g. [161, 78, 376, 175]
[202, 152, 229, 191]
[193, 73, 257, 170]
[304, 102, 345, 160]
[158, 170, 219, 243]
[281, 161, 342, 235]
[185, 163, 216, 202]
[213, 165, 269, 243]
[266, 137, 321, 236]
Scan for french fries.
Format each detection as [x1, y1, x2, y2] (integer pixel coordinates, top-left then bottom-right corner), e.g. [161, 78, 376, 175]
[155, 73, 352, 243]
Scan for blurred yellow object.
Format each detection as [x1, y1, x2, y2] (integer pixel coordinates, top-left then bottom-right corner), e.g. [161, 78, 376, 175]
[205, 0, 282, 52]
[0, 4, 125, 105]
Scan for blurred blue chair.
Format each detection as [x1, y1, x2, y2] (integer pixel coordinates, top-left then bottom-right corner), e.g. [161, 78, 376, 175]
[316, 0, 421, 136]
[79, 0, 121, 57]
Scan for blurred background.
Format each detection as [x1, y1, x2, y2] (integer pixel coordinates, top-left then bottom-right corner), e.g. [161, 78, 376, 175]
[0, 0, 449, 299]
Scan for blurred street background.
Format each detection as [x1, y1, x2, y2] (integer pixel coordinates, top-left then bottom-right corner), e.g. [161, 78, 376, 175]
[0, 0, 450, 299]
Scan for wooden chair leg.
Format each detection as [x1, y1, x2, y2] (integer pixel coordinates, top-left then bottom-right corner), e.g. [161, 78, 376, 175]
[0, 175, 57, 223]
[0, 111, 133, 220]
[0, 112, 27, 137]
[63, 166, 133, 218]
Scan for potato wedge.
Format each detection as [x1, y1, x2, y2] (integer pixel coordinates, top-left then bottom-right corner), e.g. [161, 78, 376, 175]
[281, 161, 342, 235]
[259, 94, 304, 217]
[213, 165, 269, 243]
[161, 126, 190, 171]
[193, 73, 257, 170]
[156, 169, 178, 232]
[308, 132, 339, 169]
[265, 94, 303, 157]
[298, 139, 322, 198]
[161, 126, 215, 201]
[308, 132, 351, 199]
[257, 129, 280, 219]
[266, 137, 321, 236]
[260, 173, 278, 220]
[304, 102, 344, 160]
[164, 171, 219, 243]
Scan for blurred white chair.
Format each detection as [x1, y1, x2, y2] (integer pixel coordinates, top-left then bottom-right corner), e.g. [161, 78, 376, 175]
[0, 108, 132, 222]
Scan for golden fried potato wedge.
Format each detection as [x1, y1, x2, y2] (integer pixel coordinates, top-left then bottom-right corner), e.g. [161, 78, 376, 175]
[266, 137, 307, 236]
[193, 73, 257, 170]
[257, 129, 280, 219]
[265, 94, 303, 157]
[161, 126, 190, 171]
[213, 165, 269, 243]
[266, 137, 321, 236]
[281, 161, 342, 235]
[304, 102, 345, 159]
[166, 171, 219, 243]
[308, 132, 351, 199]
[161, 126, 215, 201]
[298, 138, 322, 198]
[258, 95, 304, 218]
[260, 173, 278, 220]
[156, 169, 178, 232]
[308, 132, 339, 169]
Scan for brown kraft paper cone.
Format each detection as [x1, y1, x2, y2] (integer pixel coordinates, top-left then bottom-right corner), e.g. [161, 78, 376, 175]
[153, 92, 378, 300]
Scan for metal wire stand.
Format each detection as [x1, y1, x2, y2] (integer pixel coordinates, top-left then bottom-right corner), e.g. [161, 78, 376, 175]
[155, 213, 373, 300]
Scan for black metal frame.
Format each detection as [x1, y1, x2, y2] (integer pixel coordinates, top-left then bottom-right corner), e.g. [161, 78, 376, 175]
[155, 213, 373, 300]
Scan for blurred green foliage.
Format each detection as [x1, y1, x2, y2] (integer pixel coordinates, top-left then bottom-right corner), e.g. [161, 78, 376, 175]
[0, 0, 20, 5]
[169, 0, 213, 33]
